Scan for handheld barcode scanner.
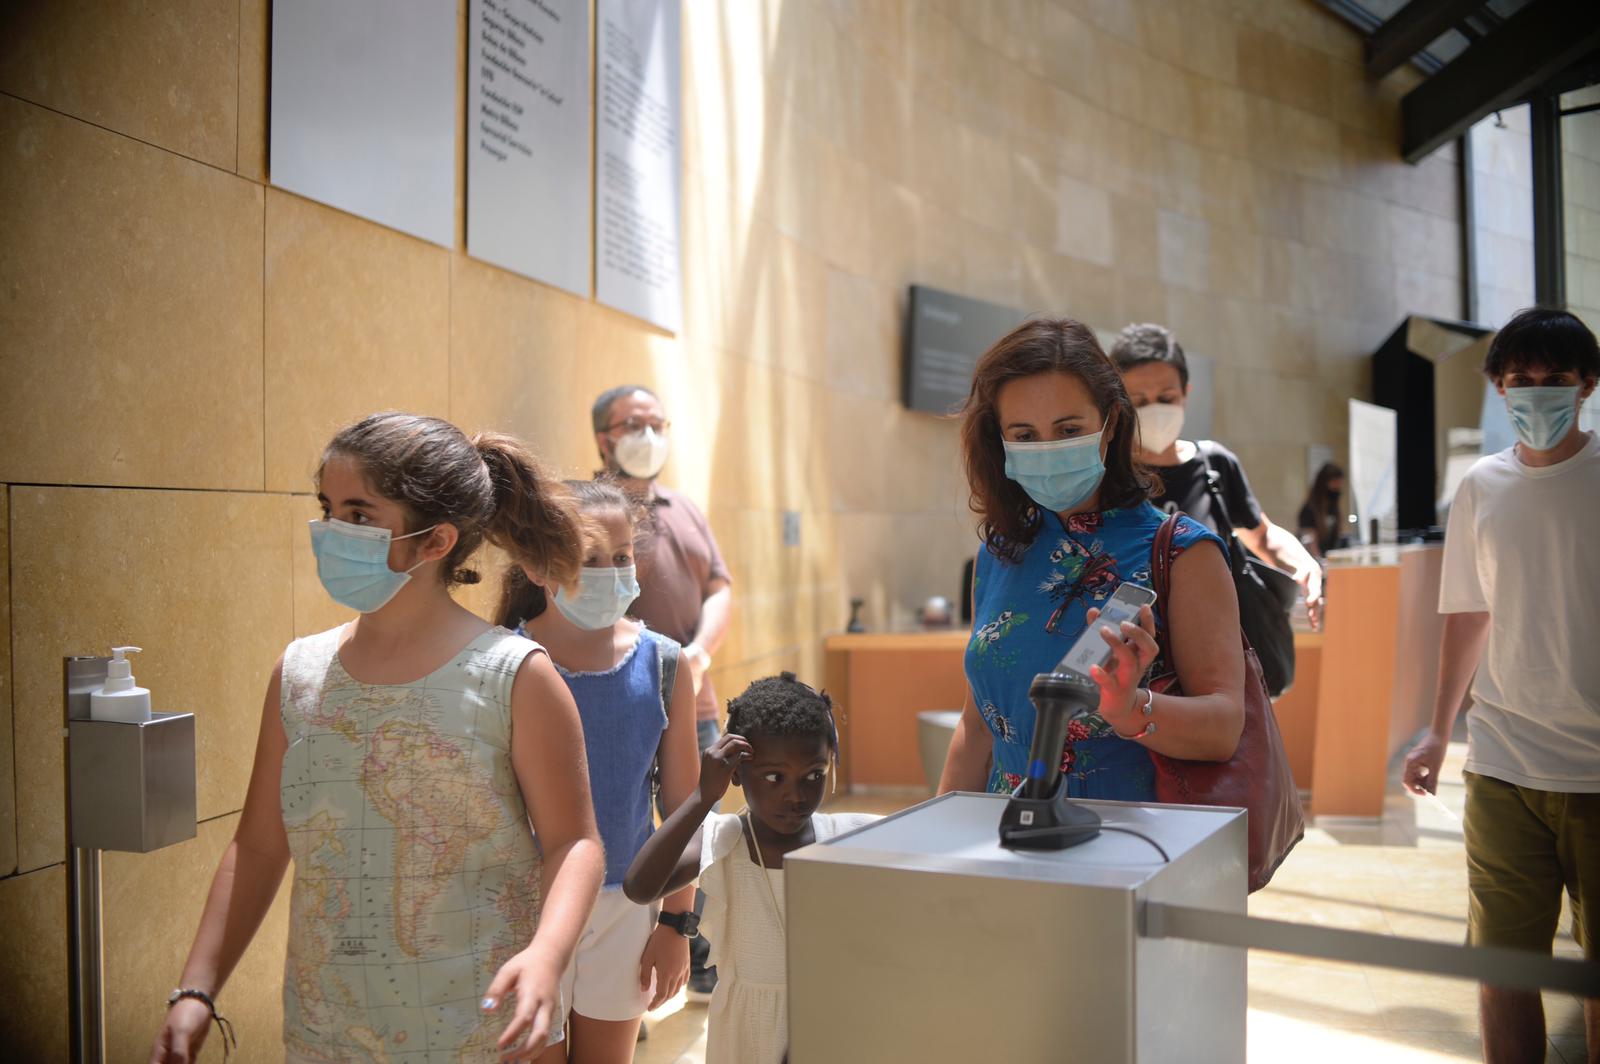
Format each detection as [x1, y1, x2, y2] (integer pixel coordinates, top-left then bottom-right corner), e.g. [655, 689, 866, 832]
[998, 670, 1103, 850]
[997, 581, 1158, 850]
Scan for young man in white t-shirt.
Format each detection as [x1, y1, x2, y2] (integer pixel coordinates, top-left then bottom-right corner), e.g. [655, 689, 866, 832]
[1403, 307, 1600, 1064]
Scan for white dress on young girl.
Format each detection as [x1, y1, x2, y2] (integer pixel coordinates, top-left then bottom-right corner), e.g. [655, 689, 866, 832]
[697, 810, 879, 1064]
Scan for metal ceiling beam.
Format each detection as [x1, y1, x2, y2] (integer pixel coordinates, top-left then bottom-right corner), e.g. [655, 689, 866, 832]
[1539, 48, 1600, 97]
[1401, 0, 1600, 162]
[1531, 95, 1565, 307]
[1367, 0, 1485, 80]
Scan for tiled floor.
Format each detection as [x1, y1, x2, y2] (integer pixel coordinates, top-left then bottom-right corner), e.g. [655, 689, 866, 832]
[633, 735, 1592, 1063]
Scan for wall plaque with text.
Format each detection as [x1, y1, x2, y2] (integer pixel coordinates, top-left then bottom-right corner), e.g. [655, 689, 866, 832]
[595, 0, 682, 333]
[467, 0, 592, 295]
[271, 0, 456, 247]
[903, 286, 1028, 415]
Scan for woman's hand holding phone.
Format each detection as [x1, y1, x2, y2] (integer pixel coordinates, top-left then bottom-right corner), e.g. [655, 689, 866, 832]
[1085, 604, 1160, 731]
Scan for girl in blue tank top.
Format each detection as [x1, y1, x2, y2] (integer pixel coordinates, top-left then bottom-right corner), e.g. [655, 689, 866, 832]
[499, 479, 700, 1062]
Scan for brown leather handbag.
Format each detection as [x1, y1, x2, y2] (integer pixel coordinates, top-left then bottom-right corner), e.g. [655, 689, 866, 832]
[1145, 514, 1304, 892]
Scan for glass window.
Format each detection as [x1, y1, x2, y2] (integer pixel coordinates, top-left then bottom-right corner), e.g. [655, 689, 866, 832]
[1561, 87, 1600, 431]
[1468, 105, 1535, 328]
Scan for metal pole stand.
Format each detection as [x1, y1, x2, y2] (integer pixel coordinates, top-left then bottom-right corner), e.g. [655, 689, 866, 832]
[63, 655, 197, 1064]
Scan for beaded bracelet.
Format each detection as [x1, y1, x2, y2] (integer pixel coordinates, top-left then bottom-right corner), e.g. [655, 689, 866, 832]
[166, 988, 238, 1061]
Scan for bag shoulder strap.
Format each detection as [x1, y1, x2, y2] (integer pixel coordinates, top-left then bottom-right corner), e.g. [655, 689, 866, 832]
[649, 634, 682, 804]
[1193, 442, 1248, 573]
[657, 636, 681, 719]
[1193, 441, 1237, 539]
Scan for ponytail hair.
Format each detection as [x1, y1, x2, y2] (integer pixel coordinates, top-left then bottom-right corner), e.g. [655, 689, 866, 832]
[472, 431, 588, 594]
[495, 565, 545, 630]
[318, 412, 587, 592]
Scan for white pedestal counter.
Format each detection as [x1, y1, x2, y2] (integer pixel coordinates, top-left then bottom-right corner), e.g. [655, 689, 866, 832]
[786, 792, 1247, 1063]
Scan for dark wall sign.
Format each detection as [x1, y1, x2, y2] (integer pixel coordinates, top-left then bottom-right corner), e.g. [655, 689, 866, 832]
[903, 285, 1029, 415]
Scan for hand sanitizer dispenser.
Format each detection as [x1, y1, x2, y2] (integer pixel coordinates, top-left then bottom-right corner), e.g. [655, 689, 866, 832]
[89, 646, 151, 723]
[65, 653, 196, 853]
[64, 652, 198, 1064]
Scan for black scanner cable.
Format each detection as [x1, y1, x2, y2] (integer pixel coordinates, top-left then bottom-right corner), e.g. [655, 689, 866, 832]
[1001, 822, 1172, 863]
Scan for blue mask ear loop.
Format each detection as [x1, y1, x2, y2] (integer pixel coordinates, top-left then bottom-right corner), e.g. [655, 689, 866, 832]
[392, 523, 440, 575]
[392, 524, 437, 540]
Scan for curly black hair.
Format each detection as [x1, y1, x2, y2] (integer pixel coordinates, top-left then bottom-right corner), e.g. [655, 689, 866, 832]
[725, 672, 839, 749]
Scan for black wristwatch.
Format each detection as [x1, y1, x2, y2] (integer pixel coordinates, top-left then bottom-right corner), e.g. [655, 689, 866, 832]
[658, 910, 701, 938]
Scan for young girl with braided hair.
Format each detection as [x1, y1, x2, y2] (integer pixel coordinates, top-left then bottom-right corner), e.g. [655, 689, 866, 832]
[623, 673, 879, 1064]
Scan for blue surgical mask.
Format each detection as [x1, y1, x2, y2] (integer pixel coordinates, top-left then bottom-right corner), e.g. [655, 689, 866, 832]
[309, 518, 436, 614]
[551, 565, 640, 630]
[1003, 431, 1107, 513]
[1505, 386, 1580, 451]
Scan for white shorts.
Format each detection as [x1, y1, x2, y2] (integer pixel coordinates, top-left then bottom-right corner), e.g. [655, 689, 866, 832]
[560, 886, 661, 1022]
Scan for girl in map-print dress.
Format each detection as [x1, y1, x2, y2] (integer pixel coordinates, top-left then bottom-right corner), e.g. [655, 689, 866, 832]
[150, 414, 606, 1064]
[277, 625, 554, 1061]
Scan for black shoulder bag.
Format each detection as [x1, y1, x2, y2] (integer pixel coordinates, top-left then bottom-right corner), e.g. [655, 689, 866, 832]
[1196, 442, 1299, 697]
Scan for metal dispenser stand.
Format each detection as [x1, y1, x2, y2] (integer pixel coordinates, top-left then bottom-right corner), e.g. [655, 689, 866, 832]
[64, 656, 197, 1064]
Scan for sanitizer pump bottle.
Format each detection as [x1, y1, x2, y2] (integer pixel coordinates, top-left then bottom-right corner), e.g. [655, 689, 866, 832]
[90, 646, 152, 723]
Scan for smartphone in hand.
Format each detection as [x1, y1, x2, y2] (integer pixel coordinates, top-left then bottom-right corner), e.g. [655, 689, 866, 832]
[1053, 582, 1158, 680]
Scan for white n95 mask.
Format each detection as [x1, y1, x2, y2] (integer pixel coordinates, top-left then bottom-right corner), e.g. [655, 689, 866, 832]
[1136, 403, 1185, 453]
[614, 427, 669, 479]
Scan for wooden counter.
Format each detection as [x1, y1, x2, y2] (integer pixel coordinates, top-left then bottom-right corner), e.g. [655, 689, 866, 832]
[1267, 631, 1322, 789]
[824, 629, 969, 789]
[1303, 547, 1445, 817]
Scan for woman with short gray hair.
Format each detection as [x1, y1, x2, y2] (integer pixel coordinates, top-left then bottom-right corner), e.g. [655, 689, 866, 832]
[1110, 323, 1324, 632]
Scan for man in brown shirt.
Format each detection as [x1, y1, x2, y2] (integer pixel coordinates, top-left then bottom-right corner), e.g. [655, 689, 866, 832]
[592, 385, 733, 727]
[592, 384, 734, 999]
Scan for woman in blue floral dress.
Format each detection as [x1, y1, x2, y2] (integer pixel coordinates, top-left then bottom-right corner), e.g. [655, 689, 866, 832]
[939, 319, 1250, 799]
